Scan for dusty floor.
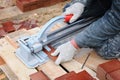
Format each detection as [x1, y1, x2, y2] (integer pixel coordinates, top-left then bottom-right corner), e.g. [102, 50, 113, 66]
[0, 1, 70, 78]
[29, 0, 70, 26]
[0, 0, 70, 26]
[0, 0, 15, 8]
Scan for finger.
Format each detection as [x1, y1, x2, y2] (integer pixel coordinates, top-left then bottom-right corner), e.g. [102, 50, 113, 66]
[55, 57, 62, 65]
[64, 11, 71, 15]
[63, 7, 72, 15]
[69, 14, 79, 23]
[51, 49, 60, 56]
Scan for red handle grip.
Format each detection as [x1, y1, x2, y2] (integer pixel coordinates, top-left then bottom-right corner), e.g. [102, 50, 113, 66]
[64, 14, 73, 23]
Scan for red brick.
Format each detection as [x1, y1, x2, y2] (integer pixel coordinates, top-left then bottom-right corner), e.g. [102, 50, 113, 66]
[106, 70, 120, 80]
[16, 0, 66, 12]
[97, 59, 120, 80]
[16, 0, 30, 12]
[17, 0, 29, 7]
[16, 1, 23, 11]
[30, 70, 50, 80]
[18, 0, 30, 5]
[77, 70, 96, 80]
[0, 27, 6, 38]
[55, 71, 77, 80]
[97, 66, 106, 80]
[2, 21, 15, 33]
[16, 0, 38, 12]
[16, 0, 31, 12]
[49, 0, 65, 6]
[37, 1, 47, 7]
[55, 70, 95, 80]
[99, 59, 120, 72]
[30, 5, 37, 10]
[29, 0, 38, 5]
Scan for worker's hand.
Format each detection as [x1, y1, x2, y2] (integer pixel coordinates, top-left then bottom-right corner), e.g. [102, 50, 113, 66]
[51, 41, 78, 65]
[63, 3, 85, 23]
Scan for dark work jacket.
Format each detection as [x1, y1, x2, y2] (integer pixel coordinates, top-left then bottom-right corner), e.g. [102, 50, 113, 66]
[71, 0, 112, 18]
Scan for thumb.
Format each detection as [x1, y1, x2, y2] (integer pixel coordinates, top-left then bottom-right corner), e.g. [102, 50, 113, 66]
[69, 14, 79, 23]
[55, 57, 62, 65]
[51, 49, 59, 56]
[62, 8, 72, 16]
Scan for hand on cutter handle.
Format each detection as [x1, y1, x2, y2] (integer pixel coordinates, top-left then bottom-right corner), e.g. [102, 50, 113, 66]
[51, 41, 78, 65]
[63, 3, 85, 23]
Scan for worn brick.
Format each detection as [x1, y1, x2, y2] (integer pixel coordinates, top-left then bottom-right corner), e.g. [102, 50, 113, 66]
[29, 0, 38, 5]
[106, 70, 120, 80]
[97, 59, 120, 80]
[30, 5, 37, 10]
[16, 0, 66, 12]
[55, 70, 95, 80]
[16, 0, 31, 12]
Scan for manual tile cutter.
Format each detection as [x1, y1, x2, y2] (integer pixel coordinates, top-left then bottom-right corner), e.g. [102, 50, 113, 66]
[15, 14, 97, 68]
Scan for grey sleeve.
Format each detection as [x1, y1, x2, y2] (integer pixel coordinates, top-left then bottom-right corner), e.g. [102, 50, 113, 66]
[74, 0, 120, 48]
